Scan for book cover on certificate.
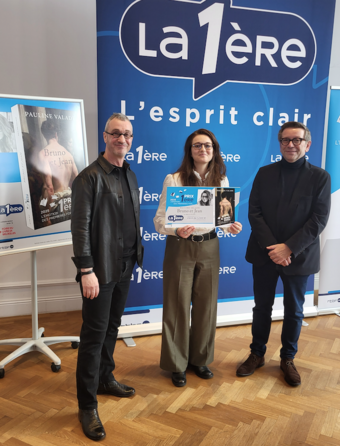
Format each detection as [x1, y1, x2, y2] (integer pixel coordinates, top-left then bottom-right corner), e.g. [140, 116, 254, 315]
[165, 186, 215, 228]
[215, 187, 240, 227]
[11, 104, 85, 230]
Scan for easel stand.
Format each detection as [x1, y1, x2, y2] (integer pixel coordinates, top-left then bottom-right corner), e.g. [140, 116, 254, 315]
[0, 251, 79, 378]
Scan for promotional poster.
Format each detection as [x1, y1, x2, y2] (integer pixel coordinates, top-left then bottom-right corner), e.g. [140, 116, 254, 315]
[0, 96, 87, 255]
[215, 187, 239, 227]
[96, 0, 336, 324]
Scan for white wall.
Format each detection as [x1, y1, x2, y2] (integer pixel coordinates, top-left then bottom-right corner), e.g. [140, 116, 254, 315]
[328, 1, 340, 86]
[0, 0, 98, 317]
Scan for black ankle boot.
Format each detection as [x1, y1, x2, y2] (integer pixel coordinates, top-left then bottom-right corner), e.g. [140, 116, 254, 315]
[78, 408, 106, 441]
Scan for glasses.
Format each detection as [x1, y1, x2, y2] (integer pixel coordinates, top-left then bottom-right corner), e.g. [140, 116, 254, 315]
[280, 138, 305, 146]
[201, 195, 208, 199]
[192, 143, 213, 150]
[105, 131, 133, 139]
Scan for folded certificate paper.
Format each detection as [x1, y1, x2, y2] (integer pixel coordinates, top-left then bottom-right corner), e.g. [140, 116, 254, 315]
[165, 186, 240, 228]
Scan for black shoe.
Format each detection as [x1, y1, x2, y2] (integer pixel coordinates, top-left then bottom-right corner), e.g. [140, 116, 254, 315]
[191, 365, 214, 379]
[97, 379, 135, 398]
[78, 409, 106, 441]
[172, 371, 186, 387]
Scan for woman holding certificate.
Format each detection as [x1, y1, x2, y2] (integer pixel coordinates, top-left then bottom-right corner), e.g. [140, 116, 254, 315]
[154, 129, 242, 387]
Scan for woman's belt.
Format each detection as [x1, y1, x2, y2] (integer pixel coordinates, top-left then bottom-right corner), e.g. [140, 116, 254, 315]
[186, 230, 217, 243]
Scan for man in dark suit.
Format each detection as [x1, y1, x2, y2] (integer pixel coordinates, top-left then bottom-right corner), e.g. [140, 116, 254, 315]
[237, 121, 331, 386]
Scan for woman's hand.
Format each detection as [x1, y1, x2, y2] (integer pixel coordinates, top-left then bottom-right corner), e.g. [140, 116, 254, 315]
[176, 225, 195, 238]
[229, 221, 242, 235]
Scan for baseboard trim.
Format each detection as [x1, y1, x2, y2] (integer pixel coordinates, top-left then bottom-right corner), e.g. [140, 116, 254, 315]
[0, 278, 75, 290]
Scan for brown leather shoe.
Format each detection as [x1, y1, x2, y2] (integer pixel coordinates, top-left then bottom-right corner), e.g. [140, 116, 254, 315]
[280, 358, 301, 386]
[236, 353, 265, 377]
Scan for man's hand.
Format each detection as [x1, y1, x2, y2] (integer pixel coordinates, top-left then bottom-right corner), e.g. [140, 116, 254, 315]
[81, 271, 100, 299]
[279, 257, 292, 267]
[266, 243, 292, 266]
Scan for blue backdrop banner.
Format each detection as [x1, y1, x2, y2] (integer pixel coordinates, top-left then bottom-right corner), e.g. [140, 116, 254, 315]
[96, 0, 336, 325]
[319, 87, 340, 310]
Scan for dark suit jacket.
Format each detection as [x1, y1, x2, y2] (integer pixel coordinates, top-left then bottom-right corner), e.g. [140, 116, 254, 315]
[246, 159, 331, 275]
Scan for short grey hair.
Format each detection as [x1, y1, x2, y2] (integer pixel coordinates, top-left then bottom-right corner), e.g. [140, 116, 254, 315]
[104, 113, 132, 132]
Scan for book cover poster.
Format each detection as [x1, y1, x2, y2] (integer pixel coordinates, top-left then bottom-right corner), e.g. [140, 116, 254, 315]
[215, 187, 240, 227]
[0, 96, 87, 256]
[12, 104, 85, 230]
[165, 186, 215, 227]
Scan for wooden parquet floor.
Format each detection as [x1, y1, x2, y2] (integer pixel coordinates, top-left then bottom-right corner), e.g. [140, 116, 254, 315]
[1, 312, 340, 445]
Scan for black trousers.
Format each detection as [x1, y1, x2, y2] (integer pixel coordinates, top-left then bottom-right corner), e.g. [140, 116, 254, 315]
[76, 255, 136, 410]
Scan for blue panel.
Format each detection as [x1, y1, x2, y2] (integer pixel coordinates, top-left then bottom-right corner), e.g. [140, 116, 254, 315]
[0, 153, 21, 183]
[325, 89, 340, 194]
[96, 0, 336, 312]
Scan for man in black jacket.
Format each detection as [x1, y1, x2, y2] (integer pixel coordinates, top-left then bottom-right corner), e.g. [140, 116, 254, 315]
[71, 113, 143, 441]
[237, 121, 330, 387]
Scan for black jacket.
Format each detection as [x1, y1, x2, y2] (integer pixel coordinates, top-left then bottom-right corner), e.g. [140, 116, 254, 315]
[246, 159, 331, 275]
[71, 153, 143, 284]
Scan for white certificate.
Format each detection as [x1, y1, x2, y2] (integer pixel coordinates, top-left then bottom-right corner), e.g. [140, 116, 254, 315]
[165, 186, 240, 228]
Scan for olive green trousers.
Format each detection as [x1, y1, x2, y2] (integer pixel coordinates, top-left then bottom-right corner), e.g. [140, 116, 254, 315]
[160, 235, 220, 372]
